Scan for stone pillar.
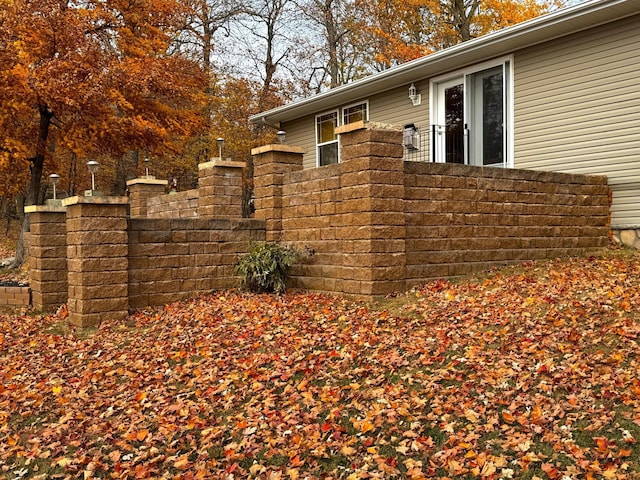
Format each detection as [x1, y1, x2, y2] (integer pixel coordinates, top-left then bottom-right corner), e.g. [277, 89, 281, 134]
[127, 177, 168, 218]
[63, 196, 129, 327]
[197, 159, 245, 218]
[24, 204, 67, 311]
[336, 122, 407, 296]
[251, 144, 304, 242]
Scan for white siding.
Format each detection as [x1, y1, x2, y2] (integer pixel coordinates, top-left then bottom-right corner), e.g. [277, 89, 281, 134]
[514, 13, 640, 227]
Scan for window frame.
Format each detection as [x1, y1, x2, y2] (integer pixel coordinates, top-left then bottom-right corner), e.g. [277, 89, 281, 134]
[342, 100, 369, 126]
[316, 110, 340, 167]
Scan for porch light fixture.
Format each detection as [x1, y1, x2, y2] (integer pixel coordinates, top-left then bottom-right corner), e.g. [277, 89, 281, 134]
[87, 160, 99, 191]
[49, 173, 60, 200]
[408, 83, 422, 106]
[143, 156, 150, 177]
[216, 137, 224, 159]
[277, 130, 286, 144]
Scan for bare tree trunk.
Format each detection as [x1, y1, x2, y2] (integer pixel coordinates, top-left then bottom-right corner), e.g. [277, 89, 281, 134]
[10, 103, 53, 270]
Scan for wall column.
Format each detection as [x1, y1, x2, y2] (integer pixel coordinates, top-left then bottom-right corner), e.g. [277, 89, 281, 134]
[252, 144, 304, 242]
[197, 159, 245, 218]
[337, 122, 407, 296]
[127, 178, 168, 218]
[24, 204, 67, 311]
[63, 196, 129, 327]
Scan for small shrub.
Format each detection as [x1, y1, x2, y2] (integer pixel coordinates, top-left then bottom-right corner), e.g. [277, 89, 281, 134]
[235, 242, 300, 294]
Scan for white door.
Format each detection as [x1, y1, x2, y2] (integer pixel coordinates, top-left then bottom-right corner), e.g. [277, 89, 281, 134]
[433, 77, 465, 164]
[432, 63, 508, 166]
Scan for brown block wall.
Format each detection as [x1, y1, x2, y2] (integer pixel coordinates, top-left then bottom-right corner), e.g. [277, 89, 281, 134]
[65, 198, 129, 327]
[146, 189, 199, 218]
[252, 145, 304, 241]
[254, 123, 610, 297]
[127, 180, 167, 217]
[198, 160, 245, 218]
[278, 128, 408, 296]
[128, 217, 265, 308]
[403, 162, 610, 285]
[28, 210, 67, 311]
[0, 286, 31, 306]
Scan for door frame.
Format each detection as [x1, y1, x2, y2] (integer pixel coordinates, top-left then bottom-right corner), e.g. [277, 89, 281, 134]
[429, 55, 514, 167]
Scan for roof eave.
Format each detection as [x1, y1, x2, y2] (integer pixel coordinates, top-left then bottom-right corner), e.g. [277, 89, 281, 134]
[249, 0, 638, 125]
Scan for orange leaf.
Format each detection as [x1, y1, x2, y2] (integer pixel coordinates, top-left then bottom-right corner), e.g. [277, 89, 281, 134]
[502, 411, 515, 424]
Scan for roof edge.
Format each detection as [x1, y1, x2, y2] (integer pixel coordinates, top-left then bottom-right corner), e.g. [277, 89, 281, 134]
[249, 0, 636, 125]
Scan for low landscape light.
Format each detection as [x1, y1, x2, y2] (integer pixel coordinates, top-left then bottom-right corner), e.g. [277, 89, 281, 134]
[87, 160, 99, 191]
[216, 137, 224, 160]
[277, 130, 286, 144]
[49, 173, 60, 200]
[144, 157, 150, 177]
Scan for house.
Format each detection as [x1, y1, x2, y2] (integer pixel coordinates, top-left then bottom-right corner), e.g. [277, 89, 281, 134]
[249, 0, 640, 246]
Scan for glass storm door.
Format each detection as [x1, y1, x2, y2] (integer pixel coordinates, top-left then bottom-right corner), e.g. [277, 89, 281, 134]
[432, 63, 508, 166]
[434, 78, 465, 164]
[468, 65, 505, 166]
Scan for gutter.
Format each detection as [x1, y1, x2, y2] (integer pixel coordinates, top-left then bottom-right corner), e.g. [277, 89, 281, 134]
[249, 0, 637, 125]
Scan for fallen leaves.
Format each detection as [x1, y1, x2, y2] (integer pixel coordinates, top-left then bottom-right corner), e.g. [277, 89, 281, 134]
[0, 252, 639, 478]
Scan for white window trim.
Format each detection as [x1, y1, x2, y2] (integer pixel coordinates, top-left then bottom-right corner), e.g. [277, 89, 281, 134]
[342, 100, 370, 125]
[316, 109, 340, 167]
[429, 55, 514, 168]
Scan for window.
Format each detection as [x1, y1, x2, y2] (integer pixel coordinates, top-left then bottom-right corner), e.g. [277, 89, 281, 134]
[431, 58, 512, 167]
[342, 102, 368, 125]
[316, 111, 339, 166]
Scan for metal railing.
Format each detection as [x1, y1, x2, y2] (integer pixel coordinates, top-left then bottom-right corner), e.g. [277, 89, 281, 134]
[403, 124, 467, 164]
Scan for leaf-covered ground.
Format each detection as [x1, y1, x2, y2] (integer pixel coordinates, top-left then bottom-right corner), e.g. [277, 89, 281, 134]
[1, 252, 639, 479]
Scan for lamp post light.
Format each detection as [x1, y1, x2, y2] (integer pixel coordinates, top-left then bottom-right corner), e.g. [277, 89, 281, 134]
[277, 130, 286, 144]
[143, 157, 150, 177]
[87, 160, 99, 191]
[49, 173, 60, 200]
[216, 137, 224, 160]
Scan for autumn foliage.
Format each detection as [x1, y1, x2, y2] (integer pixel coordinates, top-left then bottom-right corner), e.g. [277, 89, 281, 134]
[0, 0, 207, 204]
[1, 252, 639, 478]
[355, 0, 554, 67]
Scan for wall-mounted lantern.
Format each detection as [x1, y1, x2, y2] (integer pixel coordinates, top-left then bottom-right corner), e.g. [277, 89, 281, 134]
[408, 83, 422, 106]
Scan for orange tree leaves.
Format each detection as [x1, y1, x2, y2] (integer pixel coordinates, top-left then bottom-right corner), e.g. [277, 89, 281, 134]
[0, 0, 206, 201]
[0, 252, 639, 478]
[354, 0, 558, 67]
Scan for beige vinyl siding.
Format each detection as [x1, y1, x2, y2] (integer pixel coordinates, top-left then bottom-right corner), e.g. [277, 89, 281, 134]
[282, 113, 317, 170]
[370, 82, 430, 128]
[612, 185, 640, 228]
[514, 13, 640, 227]
[283, 81, 432, 169]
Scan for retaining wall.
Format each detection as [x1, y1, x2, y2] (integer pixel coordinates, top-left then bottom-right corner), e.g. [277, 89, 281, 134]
[28, 124, 611, 325]
[147, 189, 199, 218]
[128, 217, 264, 308]
[253, 123, 610, 297]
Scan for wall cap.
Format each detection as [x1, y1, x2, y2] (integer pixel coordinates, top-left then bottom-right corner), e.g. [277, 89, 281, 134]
[198, 159, 246, 170]
[126, 178, 168, 187]
[251, 144, 305, 156]
[335, 120, 366, 135]
[63, 195, 129, 206]
[24, 204, 67, 213]
[336, 121, 402, 135]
